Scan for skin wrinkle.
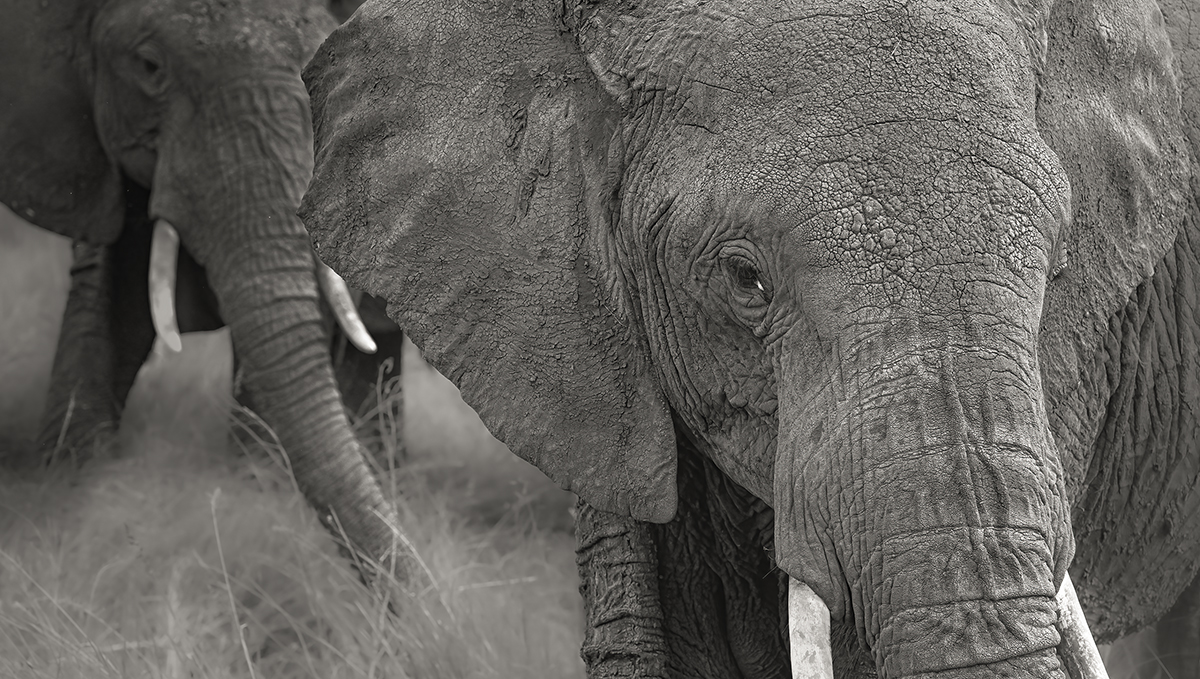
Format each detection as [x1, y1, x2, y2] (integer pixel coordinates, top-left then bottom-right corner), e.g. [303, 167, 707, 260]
[644, 199, 783, 494]
[1066, 218, 1200, 639]
[647, 228, 707, 426]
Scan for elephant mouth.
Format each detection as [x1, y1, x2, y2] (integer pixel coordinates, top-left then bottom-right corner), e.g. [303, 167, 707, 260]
[147, 218, 377, 354]
[786, 575, 1108, 678]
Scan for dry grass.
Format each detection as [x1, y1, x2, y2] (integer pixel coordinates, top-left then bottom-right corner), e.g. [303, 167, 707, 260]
[0, 331, 584, 679]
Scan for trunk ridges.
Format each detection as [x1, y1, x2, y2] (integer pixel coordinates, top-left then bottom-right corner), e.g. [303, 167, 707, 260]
[896, 651, 1065, 679]
[217, 251, 406, 577]
[776, 335, 1073, 678]
[150, 77, 314, 270]
[865, 469, 1066, 676]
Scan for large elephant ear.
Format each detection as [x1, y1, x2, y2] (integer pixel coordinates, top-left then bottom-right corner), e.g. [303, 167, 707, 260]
[301, 0, 678, 522]
[1035, 0, 1192, 456]
[0, 3, 123, 242]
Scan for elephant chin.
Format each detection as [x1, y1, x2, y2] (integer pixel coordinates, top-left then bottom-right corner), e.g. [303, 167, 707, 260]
[785, 576, 1107, 679]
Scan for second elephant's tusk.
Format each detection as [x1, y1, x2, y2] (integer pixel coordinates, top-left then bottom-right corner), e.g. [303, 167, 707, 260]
[1056, 573, 1109, 679]
[149, 219, 183, 353]
[789, 578, 835, 678]
[316, 261, 377, 354]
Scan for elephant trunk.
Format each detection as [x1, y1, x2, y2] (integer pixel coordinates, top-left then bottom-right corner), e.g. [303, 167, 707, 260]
[775, 326, 1082, 678]
[870, 461, 1065, 677]
[147, 78, 404, 578]
[209, 224, 402, 571]
[787, 576, 1105, 678]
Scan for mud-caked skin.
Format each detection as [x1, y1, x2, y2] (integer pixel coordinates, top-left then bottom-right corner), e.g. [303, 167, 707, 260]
[0, 0, 407, 587]
[302, 0, 1200, 676]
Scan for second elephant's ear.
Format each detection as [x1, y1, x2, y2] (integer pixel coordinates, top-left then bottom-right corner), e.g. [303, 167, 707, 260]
[0, 4, 123, 242]
[301, 0, 678, 522]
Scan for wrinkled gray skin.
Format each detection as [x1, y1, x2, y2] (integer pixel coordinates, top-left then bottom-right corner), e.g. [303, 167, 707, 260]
[302, 0, 1200, 676]
[0, 0, 403, 583]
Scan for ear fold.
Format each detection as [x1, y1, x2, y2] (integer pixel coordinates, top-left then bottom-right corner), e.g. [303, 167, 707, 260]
[0, 4, 123, 242]
[301, 0, 678, 522]
[1035, 0, 1191, 418]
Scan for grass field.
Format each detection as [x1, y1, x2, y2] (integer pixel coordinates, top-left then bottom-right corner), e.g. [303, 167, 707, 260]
[0, 209, 584, 678]
[0, 207, 1173, 678]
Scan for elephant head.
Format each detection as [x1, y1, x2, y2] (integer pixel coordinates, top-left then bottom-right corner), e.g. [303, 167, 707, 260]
[302, 0, 1192, 675]
[0, 0, 401, 578]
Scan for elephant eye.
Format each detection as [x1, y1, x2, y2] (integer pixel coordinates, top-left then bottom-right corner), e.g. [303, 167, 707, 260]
[135, 45, 162, 72]
[734, 261, 762, 290]
[139, 55, 160, 75]
[131, 44, 168, 94]
[723, 256, 771, 306]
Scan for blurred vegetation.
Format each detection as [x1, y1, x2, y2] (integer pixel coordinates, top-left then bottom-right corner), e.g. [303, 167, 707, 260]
[0, 327, 583, 678]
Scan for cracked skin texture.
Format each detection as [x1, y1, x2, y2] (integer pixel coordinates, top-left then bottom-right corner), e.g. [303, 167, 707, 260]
[302, 0, 1200, 676]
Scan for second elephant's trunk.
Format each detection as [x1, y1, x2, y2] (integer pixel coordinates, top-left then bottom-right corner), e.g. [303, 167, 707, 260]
[147, 77, 405, 580]
[212, 229, 402, 572]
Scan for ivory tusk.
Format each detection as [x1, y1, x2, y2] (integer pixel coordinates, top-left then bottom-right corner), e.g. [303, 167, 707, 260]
[789, 578, 835, 678]
[1056, 573, 1109, 679]
[149, 219, 183, 353]
[316, 261, 377, 354]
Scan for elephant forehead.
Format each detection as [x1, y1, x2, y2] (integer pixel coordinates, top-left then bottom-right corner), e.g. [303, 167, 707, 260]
[626, 0, 1070, 251]
[642, 0, 1039, 124]
[644, 98, 1068, 278]
[661, 150, 1056, 281]
[640, 120, 1067, 323]
[106, 0, 333, 67]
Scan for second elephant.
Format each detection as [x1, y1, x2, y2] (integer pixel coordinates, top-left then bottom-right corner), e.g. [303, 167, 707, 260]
[0, 0, 405, 583]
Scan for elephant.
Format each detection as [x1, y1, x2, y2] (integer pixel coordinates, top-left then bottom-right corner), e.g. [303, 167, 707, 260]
[301, 0, 1200, 677]
[0, 0, 408, 584]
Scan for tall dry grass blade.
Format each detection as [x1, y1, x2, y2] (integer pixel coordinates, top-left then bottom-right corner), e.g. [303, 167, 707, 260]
[209, 488, 257, 679]
[163, 560, 187, 679]
[370, 506, 436, 594]
[50, 390, 76, 465]
[228, 403, 301, 497]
